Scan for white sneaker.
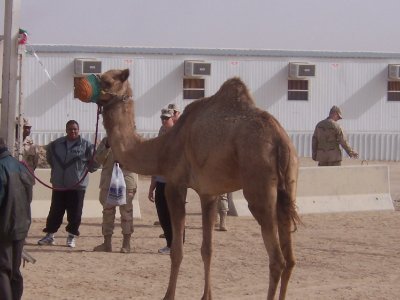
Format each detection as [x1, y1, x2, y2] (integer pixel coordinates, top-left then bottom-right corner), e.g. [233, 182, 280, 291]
[158, 246, 170, 255]
[66, 234, 76, 248]
[38, 233, 56, 245]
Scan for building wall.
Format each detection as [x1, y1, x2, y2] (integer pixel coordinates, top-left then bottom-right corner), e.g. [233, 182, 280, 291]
[21, 46, 400, 160]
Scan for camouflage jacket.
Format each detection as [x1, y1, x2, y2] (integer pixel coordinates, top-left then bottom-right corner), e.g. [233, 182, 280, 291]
[312, 118, 353, 163]
[22, 136, 39, 170]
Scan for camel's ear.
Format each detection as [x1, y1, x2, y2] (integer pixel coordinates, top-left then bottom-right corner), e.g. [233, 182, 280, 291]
[119, 69, 130, 82]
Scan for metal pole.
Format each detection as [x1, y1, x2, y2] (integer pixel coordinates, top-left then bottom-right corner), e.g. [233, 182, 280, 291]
[17, 52, 24, 160]
[1, 0, 21, 153]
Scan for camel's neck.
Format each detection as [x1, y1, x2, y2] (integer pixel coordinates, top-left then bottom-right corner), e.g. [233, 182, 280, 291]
[102, 99, 161, 175]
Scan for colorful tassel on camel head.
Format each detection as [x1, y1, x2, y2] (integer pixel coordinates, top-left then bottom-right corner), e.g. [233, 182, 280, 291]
[74, 74, 102, 103]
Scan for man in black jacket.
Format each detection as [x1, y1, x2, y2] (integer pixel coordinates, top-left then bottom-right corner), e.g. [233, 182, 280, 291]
[0, 137, 33, 300]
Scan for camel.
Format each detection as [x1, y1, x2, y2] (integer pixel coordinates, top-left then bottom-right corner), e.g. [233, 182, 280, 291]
[78, 69, 300, 300]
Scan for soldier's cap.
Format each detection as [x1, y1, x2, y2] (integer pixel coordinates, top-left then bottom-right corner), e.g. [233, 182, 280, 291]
[167, 103, 180, 112]
[23, 119, 32, 127]
[329, 105, 343, 119]
[160, 108, 173, 118]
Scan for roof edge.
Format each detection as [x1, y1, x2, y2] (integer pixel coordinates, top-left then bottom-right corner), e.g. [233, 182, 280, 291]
[27, 44, 400, 59]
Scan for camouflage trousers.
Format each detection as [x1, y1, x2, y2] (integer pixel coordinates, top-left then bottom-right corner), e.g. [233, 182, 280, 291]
[99, 188, 136, 236]
[217, 193, 230, 213]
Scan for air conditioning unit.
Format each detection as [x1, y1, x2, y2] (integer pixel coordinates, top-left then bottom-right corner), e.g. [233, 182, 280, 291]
[388, 64, 400, 80]
[74, 58, 102, 75]
[184, 60, 211, 77]
[288, 62, 316, 78]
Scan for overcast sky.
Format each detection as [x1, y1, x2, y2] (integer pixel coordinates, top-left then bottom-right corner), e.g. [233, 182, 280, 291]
[1, 0, 400, 52]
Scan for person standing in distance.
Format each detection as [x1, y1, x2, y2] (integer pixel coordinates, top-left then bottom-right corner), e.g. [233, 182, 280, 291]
[93, 137, 137, 253]
[37, 120, 98, 248]
[0, 137, 33, 300]
[312, 105, 358, 166]
[21, 120, 39, 171]
[167, 103, 181, 124]
[148, 109, 176, 254]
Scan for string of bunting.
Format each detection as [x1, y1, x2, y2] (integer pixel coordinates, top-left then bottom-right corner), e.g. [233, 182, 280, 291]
[19, 28, 56, 86]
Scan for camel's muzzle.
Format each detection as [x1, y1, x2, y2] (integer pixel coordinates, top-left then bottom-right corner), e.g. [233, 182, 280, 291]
[74, 74, 102, 103]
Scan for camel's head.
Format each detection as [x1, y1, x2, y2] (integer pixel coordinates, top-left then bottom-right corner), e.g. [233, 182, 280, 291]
[74, 69, 132, 106]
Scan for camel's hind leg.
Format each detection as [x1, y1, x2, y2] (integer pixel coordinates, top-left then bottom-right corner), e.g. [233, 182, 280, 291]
[277, 209, 295, 300]
[199, 194, 218, 300]
[244, 185, 286, 300]
[163, 185, 187, 300]
[277, 177, 298, 300]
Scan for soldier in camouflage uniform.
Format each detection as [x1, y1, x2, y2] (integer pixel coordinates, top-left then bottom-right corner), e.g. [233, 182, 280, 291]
[93, 137, 137, 253]
[18, 120, 39, 170]
[312, 105, 358, 166]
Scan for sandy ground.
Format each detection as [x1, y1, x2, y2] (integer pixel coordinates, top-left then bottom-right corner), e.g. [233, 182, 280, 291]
[22, 158, 400, 300]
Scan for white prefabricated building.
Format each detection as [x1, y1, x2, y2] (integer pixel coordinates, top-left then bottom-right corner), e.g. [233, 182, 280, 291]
[13, 45, 400, 160]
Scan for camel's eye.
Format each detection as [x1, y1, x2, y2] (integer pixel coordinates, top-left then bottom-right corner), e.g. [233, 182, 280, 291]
[101, 81, 111, 90]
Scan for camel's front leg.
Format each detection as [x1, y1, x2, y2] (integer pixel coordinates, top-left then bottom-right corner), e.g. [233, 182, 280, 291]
[200, 195, 218, 300]
[163, 185, 187, 300]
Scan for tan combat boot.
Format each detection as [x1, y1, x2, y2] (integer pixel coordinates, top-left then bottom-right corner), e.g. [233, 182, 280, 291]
[219, 211, 228, 231]
[120, 234, 131, 253]
[93, 235, 112, 252]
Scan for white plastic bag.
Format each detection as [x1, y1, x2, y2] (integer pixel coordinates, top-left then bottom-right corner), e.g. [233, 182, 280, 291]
[106, 163, 127, 206]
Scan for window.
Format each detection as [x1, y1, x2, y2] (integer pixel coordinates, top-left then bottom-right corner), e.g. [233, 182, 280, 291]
[387, 81, 400, 101]
[183, 78, 205, 100]
[288, 79, 309, 101]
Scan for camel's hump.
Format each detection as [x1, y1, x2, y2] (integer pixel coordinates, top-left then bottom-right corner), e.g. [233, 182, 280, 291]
[218, 77, 247, 92]
[215, 77, 253, 103]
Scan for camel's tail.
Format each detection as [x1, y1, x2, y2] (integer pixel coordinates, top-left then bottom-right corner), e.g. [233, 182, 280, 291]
[277, 188, 301, 232]
[276, 140, 302, 231]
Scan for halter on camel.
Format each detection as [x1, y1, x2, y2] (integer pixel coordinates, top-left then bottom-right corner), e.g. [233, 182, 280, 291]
[74, 74, 130, 106]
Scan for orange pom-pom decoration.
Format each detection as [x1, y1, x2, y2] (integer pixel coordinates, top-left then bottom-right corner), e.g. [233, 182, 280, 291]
[74, 75, 101, 103]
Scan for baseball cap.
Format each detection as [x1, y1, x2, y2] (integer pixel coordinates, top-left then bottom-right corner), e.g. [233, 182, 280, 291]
[23, 118, 32, 127]
[329, 105, 343, 119]
[160, 108, 172, 118]
[168, 103, 180, 112]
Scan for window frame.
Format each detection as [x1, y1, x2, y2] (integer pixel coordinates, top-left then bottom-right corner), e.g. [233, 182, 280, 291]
[183, 78, 205, 100]
[387, 80, 400, 101]
[287, 79, 310, 101]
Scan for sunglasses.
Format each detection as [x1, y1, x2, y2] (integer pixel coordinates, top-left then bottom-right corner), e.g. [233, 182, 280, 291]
[161, 116, 171, 121]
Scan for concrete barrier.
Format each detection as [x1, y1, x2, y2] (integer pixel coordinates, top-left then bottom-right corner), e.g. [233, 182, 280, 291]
[31, 169, 141, 219]
[228, 165, 394, 216]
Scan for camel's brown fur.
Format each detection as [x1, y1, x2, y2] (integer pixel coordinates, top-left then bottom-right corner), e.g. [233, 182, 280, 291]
[93, 69, 299, 300]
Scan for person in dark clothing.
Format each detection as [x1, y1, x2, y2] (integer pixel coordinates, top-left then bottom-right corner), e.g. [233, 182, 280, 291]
[148, 109, 175, 254]
[0, 137, 33, 300]
[37, 120, 98, 248]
